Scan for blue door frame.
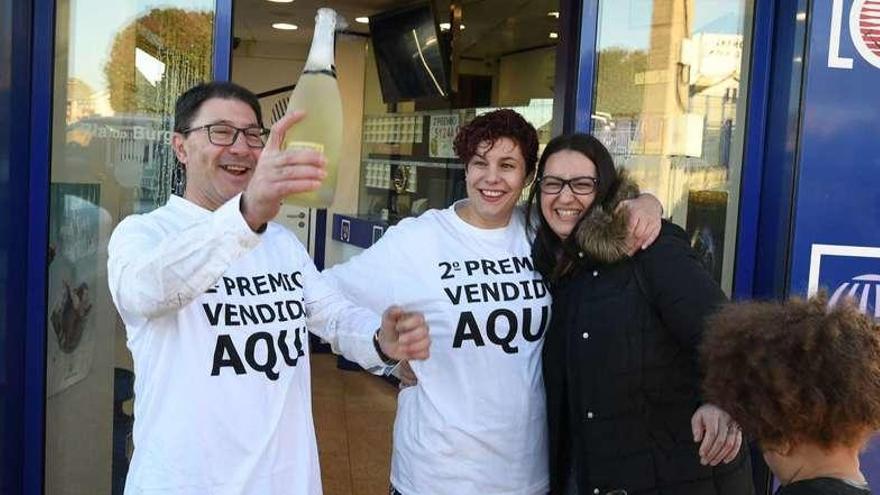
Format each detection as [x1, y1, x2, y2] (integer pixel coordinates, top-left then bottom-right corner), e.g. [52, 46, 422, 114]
[2, 0, 40, 491]
[8, 0, 790, 492]
[5, 0, 233, 492]
[7, 0, 843, 492]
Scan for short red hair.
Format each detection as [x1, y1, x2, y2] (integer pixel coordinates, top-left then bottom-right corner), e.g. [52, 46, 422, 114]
[453, 109, 538, 176]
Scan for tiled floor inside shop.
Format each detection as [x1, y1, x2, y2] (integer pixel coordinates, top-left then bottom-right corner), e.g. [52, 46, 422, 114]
[312, 353, 398, 495]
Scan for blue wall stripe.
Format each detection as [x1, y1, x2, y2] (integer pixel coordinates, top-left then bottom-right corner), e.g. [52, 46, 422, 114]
[573, 0, 599, 133]
[733, 0, 776, 299]
[744, 0, 808, 300]
[3, 0, 32, 491]
[213, 0, 232, 80]
[24, 0, 55, 492]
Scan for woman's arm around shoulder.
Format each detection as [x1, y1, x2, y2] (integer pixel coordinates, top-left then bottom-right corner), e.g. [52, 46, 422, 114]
[635, 220, 727, 349]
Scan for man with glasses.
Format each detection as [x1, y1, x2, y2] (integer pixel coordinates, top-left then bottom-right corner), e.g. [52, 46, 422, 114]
[107, 81, 431, 495]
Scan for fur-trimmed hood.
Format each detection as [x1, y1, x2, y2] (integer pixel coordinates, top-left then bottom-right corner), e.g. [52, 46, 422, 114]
[573, 169, 640, 264]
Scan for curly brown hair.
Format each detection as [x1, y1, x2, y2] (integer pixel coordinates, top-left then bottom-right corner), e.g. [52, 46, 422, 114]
[453, 109, 539, 177]
[701, 294, 880, 450]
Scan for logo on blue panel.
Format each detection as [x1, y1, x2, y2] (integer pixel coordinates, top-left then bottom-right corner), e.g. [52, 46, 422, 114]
[829, 274, 880, 318]
[808, 244, 880, 318]
[828, 0, 880, 70]
[851, 0, 880, 69]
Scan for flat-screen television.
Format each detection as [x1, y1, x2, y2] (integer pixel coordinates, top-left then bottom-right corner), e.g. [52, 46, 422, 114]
[369, 3, 451, 103]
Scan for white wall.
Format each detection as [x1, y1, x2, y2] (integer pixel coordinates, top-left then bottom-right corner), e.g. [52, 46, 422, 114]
[497, 47, 556, 106]
[232, 40, 309, 94]
[323, 36, 367, 268]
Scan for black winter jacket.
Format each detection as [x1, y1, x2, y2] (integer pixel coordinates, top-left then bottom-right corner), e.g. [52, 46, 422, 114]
[541, 176, 754, 495]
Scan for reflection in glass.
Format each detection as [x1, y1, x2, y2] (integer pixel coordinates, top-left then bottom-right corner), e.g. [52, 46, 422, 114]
[45, 1, 213, 493]
[593, 0, 750, 292]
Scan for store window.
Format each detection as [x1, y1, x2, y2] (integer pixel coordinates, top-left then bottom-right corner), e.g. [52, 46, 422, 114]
[231, 0, 561, 265]
[592, 0, 753, 293]
[44, 0, 214, 493]
[357, 0, 561, 226]
[230, 0, 561, 491]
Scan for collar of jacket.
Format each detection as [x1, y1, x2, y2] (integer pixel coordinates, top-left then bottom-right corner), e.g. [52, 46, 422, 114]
[572, 169, 641, 265]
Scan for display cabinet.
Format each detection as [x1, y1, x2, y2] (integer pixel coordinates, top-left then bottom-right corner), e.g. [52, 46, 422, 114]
[356, 100, 554, 225]
[357, 109, 470, 224]
[330, 101, 554, 251]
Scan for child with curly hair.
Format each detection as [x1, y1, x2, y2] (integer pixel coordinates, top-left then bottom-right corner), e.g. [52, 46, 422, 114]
[701, 294, 880, 494]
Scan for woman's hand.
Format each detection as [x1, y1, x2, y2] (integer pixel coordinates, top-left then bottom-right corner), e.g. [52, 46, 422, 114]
[691, 403, 742, 466]
[616, 193, 663, 254]
[395, 360, 418, 389]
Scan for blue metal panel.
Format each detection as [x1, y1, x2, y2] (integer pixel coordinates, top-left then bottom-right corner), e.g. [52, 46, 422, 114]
[573, 0, 599, 133]
[213, 0, 232, 80]
[0, 0, 29, 491]
[735, 0, 809, 300]
[732, 0, 776, 299]
[330, 213, 386, 250]
[789, 0, 880, 294]
[24, 0, 55, 491]
[788, 0, 880, 483]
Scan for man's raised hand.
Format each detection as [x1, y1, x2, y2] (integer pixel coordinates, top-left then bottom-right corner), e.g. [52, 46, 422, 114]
[241, 111, 326, 231]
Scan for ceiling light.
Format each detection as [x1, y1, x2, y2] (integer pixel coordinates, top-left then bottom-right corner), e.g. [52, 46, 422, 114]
[272, 23, 298, 30]
[267, 0, 294, 3]
[355, 16, 369, 24]
[549, 32, 559, 39]
[548, 11, 560, 18]
[796, 12, 806, 21]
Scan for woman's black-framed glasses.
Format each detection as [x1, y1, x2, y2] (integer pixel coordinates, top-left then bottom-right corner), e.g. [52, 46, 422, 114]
[180, 124, 270, 149]
[538, 175, 598, 195]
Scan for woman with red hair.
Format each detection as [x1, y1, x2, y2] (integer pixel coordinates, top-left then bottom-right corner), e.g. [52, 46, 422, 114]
[325, 110, 663, 495]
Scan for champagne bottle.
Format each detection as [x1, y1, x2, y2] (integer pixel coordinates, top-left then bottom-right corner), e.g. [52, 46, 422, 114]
[282, 8, 344, 208]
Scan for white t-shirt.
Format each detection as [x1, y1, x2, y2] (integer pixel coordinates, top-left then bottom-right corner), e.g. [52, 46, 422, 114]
[107, 194, 385, 495]
[325, 202, 551, 495]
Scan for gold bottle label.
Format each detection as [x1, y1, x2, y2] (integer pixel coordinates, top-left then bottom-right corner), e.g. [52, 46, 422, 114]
[285, 141, 324, 153]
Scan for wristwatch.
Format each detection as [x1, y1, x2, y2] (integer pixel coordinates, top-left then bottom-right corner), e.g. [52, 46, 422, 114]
[373, 329, 399, 366]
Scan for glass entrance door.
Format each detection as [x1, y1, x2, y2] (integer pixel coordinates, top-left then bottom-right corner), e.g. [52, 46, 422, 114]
[44, 1, 215, 493]
[590, 0, 754, 294]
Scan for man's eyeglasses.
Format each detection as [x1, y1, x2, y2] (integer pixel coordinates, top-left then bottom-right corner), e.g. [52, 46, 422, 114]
[180, 124, 270, 149]
[537, 175, 599, 195]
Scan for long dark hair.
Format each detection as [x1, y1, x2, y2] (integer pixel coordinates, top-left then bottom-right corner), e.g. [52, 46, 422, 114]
[526, 133, 618, 282]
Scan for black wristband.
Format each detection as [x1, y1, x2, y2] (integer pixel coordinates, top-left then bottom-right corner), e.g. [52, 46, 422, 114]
[373, 329, 399, 366]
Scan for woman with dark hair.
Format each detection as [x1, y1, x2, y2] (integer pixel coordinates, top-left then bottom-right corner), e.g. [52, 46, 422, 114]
[324, 113, 662, 494]
[526, 133, 754, 495]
